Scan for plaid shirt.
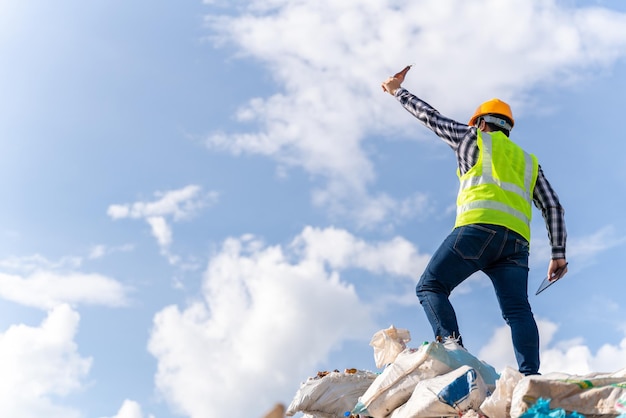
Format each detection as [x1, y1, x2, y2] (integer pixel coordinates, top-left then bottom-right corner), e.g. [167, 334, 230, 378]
[395, 88, 566, 259]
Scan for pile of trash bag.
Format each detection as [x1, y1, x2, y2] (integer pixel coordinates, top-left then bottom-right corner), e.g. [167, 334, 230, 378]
[285, 326, 626, 418]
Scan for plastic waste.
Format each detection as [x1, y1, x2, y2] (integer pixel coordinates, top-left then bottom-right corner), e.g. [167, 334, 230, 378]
[352, 339, 498, 418]
[480, 366, 524, 418]
[510, 370, 626, 417]
[369, 325, 411, 369]
[389, 365, 488, 418]
[519, 397, 584, 418]
[286, 369, 377, 417]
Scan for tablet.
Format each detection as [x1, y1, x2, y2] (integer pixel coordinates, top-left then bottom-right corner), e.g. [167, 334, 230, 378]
[535, 263, 568, 295]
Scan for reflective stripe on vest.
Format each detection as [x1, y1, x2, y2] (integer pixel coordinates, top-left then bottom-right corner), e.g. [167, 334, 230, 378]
[455, 130, 538, 241]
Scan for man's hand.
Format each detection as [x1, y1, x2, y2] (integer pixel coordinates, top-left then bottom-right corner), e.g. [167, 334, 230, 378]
[381, 76, 402, 95]
[547, 259, 568, 282]
[382, 65, 412, 95]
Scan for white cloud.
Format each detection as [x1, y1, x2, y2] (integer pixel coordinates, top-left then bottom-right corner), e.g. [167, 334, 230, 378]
[107, 185, 216, 222]
[566, 225, 626, 264]
[0, 252, 130, 310]
[478, 325, 512, 371]
[0, 253, 82, 272]
[478, 319, 626, 375]
[148, 227, 429, 418]
[107, 204, 131, 219]
[204, 0, 626, 225]
[100, 400, 152, 418]
[146, 216, 173, 248]
[540, 336, 626, 375]
[0, 304, 91, 418]
[88, 243, 135, 260]
[291, 226, 429, 278]
[530, 224, 626, 270]
[0, 270, 129, 310]
[108, 185, 218, 262]
[89, 245, 107, 260]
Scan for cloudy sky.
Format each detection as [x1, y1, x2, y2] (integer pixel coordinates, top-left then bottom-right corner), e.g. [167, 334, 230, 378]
[1, 0, 626, 417]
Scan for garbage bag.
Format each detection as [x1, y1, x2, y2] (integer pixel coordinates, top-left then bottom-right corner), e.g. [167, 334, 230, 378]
[389, 365, 488, 418]
[286, 369, 378, 418]
[432, 338, 499, 387]
[510, 370, 626, 417]
[352, 340, 498, 418]
[480, 366, 524, 418]
[370, 325, 411, 369]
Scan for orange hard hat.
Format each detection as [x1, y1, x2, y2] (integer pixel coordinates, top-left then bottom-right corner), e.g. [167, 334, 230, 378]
[468, 98, 514, 127]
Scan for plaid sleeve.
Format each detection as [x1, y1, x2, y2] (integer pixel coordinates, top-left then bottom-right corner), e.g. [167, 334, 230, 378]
[395, 88, 473, 152]
[533, 166, 567, 259]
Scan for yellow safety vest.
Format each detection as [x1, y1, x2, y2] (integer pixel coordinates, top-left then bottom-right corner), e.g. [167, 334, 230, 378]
[455, 130, 539, 242]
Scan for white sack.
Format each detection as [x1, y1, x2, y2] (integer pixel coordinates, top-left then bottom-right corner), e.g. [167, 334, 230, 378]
[434, 339, 499, 387]
[479, 366, 523, 418]
[286, 369, 378, 418]
[390, 365, 488, 418]
[352, 340, 499, 418]
[510, 370, 626, 418]
[370, 325, 411, 369]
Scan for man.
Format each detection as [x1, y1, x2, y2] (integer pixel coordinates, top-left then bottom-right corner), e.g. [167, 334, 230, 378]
[381, 73, 567, 376]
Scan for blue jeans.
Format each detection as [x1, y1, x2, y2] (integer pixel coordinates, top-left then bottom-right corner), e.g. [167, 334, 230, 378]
[416, 223, 540, 375]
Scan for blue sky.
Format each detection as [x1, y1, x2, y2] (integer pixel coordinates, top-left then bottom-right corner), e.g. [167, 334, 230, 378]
[1, 0, 626, 417]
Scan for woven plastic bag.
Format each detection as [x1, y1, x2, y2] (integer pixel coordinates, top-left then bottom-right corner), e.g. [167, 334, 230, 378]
[480, 366, 524, 418]
[389, 365, 488, 418]
[286, 369, 378, 418]
[352, 340, 498, 418]
[510, 370, 626, 417]
[370, 325, 411, 369]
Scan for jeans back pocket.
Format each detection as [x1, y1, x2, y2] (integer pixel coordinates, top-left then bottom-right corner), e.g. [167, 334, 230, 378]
[453, 224, 496, 260]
